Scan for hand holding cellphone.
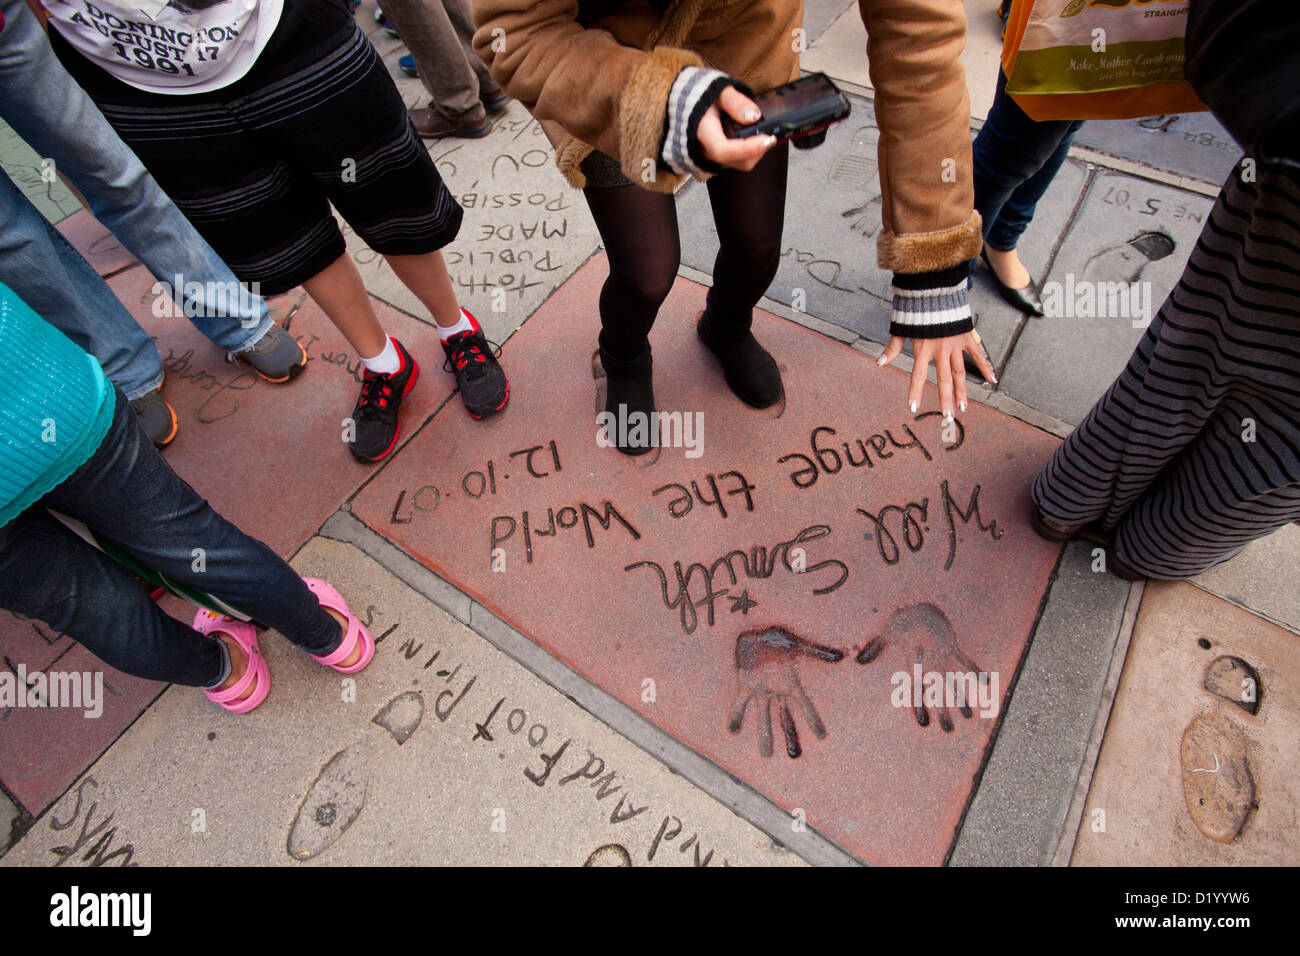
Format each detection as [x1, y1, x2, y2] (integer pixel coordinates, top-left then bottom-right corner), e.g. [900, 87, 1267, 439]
[721, 72, 851, 149]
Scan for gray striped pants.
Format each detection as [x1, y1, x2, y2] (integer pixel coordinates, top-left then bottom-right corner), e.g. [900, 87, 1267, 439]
[1032, 164, 1300, 578]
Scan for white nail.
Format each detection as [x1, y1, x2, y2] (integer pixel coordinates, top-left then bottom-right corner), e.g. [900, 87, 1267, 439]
[959, 400, 967, 413]
[909, 401, 918, 413]
[876, 354, 888, 367]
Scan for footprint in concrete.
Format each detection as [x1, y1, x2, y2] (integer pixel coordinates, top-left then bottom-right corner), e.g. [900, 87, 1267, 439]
[584, 843, 632, 867]
[1079, 230, 1176, 287]
[1203, 656, 1261, 715]
[856, 602, 984, 732]
[833, 124, 882, 237]
[1180, 710, 1257, 844]
[287, 691, 425, 861]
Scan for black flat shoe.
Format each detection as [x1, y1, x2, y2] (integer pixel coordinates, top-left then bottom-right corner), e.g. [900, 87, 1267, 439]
[981, 249, 1045, 317]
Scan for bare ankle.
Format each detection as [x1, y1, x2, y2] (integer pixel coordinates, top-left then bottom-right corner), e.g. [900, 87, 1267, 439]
[215, 633, 248, 691]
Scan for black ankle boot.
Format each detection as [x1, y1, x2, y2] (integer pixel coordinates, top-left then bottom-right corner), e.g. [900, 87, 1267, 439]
[598, 333, 656, 456]
[696, 307, 783, 408]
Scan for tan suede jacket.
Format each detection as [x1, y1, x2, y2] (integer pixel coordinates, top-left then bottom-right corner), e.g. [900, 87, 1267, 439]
[472, 0, 981, 302]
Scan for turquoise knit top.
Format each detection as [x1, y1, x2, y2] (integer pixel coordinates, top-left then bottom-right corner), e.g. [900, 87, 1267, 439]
[0, 280, 116, 529]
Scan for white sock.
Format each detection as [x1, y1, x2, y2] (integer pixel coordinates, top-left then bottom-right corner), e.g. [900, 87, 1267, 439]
[436, 309, 476, 344]
[361, 336, 401, 375]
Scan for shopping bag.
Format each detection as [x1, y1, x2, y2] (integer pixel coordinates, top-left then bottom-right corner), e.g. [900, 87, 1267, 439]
[1002, 0, 1206, 121]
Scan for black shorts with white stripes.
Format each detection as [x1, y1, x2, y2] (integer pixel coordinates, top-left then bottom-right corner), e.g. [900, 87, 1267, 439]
[51, 0, 463, 295]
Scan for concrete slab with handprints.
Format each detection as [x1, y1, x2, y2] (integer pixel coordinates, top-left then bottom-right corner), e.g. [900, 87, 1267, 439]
[999, 170, 1214, 424]
[351, 254, 1065, 865]
[2, 537, 801, 867]
[1072, 582, 1300, 865]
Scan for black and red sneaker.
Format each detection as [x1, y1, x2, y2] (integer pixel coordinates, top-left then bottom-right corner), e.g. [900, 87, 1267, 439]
[441, 311, 509, 419]
[348, 338, 419, 463]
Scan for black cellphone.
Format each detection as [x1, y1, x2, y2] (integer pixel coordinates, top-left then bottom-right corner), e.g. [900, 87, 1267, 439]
[721, 72, 851, 146]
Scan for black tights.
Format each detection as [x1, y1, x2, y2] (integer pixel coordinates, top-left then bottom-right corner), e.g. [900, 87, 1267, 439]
[582, 143, 789, 360]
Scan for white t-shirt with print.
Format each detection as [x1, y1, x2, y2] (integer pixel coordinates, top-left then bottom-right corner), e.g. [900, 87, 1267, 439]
[44, 0, 284, 94]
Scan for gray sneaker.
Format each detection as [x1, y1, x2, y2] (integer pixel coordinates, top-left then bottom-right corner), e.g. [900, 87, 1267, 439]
[128, 390, 179, 447]
[231, 323, 307, 383]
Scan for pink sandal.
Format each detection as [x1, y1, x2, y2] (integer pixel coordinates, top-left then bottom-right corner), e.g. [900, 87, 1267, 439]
[195, 609, 270, 714]
[303, 578, 375, 674]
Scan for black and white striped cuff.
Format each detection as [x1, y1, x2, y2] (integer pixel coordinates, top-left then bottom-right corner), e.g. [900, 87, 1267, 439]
[663, 67, 732, 177]
[889, 280, 974, 339]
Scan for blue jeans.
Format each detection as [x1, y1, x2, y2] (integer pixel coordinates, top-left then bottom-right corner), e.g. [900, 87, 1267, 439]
[0, 0, 271, 400]
[0, 389, 342, 687]
[973, 68, 1085, 253]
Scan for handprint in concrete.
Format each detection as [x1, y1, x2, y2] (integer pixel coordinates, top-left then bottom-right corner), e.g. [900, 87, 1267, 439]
[727, 626, 843, 758]
[857, 603, 986, 733]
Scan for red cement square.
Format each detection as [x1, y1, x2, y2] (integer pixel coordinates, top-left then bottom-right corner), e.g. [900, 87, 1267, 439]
[103, 265, 454, 557]
[0, 642, 164, 816]
[352, 255, 1064, 865]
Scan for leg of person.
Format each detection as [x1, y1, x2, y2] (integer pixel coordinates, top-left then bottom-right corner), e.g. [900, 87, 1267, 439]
[698, 141, 789, 408]
[973, 69, 1081, 244]
[985, 119, 1084, 256]
[0, 513, 277, 709]
[980, 117, 1083, 318]
[383, 250, 508, 419]
[0, 506, 238, 690]
[0, 1, 291, 372]
[267, 22, 508, 424]
[1113, 394, 1300, 577]
[972, 68, 1080, 298]
[582, 171, 682, 361]
[580, 154, 681, 453]
[41, 389, 357, 666]
[378, 0, 491, 138]
[1032, 164, 1300, 574]
[442, 0, 507, 108]
[47, 14, 388, 455]
[0, 175, 180, 446]
[299, 253, 389, 359]
[294, 251, 423, 459]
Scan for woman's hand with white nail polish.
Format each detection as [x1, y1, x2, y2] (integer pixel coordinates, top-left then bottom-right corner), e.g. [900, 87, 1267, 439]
[700, 86, 774, 172]
[877, 332, 995, 418]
